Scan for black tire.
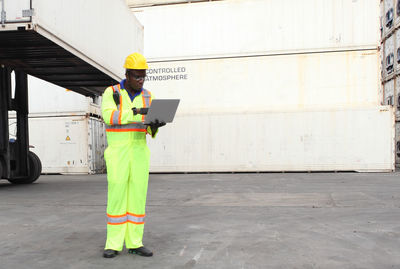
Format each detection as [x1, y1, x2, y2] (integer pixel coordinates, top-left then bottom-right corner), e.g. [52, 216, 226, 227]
[8, 151, 42, 184]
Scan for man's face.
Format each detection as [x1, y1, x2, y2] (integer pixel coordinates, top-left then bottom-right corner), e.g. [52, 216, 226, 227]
[125, 69, 146, 91]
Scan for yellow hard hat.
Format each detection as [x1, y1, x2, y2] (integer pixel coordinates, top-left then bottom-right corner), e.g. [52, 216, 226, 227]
[123, 52, 148, 70]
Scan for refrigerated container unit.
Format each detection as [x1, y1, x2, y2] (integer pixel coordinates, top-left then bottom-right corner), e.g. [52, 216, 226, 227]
[9, 113, 106, 174]
[384, 78, 395, 106]
[134, 0, 379, 60]
[148, 106, 394, 173]
[382, 76, 400, 121]
[394, 77, 400, 120]
[384, 33, 395, 79]
[143, 51, 390, 172]
[395, 29, 400, 73]
[395, 0, 400, 28]
[384, 0, 395, 38]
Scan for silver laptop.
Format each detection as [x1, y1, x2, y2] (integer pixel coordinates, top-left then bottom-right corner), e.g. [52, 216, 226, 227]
[144, 99, 180, 125]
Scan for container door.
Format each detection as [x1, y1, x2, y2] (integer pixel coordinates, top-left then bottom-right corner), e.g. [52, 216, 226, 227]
[384, 34, 395, 77]
[384, 79, 395, 106]
[384, 0, 395, 36]
[396, 77, 400, 120]
[396, 29, 400, 72]
[1, 0, 32, 24]
[88, 117, 106, 174]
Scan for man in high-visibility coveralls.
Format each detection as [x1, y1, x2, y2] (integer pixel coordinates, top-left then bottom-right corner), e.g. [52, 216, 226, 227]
[101, 53, 165, 258]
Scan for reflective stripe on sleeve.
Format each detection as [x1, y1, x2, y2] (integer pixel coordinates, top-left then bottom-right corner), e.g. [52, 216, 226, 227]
[110, 110, 115, 125]
[108, 110, 119, 125]
[118, 85, 123, 125]
[142, 89, 151, 107]
[112, 85, 121, 110]
[111, 110, 120, 125]
[142, 89, 151, 122]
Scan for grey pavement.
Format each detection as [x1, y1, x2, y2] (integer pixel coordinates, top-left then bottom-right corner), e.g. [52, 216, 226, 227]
[0, 172, 400, 269]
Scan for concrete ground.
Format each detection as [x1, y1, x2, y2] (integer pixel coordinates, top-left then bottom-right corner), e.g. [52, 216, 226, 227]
[0, 172, 400, 269]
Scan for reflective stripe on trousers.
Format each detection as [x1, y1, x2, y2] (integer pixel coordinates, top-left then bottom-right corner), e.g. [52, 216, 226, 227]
[107, 213, 145, 225]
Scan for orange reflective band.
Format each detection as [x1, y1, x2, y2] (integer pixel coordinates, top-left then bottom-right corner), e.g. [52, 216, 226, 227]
[107, 213, 127, 218]
[107, 221, 127, 225]
[110, 110, 116, 125]
[127, 212, 145, 218]
[127, 220, 145, 225]
[142, 94, 146, 121]
[106, 128, 147, 133]
[118, 85, 122, 124]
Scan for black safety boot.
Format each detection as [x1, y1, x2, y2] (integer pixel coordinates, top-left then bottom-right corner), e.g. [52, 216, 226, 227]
[128, 246, 153, 257]
[103, 249, 118, 258]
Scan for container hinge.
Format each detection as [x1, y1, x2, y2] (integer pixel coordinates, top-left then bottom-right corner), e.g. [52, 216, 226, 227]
[22, 8, 34, 17]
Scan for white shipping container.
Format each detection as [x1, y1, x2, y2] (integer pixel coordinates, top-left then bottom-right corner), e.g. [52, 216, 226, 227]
[384, 0, 395, 36]
[27, 76, 101, 115]
[148, 106, 394, 172]
[384, 78, 395, 105]
[1, 0, 31, 23]
[9, 114, 107, 174]
[134, 0, 380, 61]
[145, 50, 380, 112]
[384, 33, 395, 77]
[2, 0, 143, 81]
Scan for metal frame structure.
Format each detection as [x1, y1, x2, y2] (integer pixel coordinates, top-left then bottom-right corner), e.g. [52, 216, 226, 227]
[0, 66, 39, 183]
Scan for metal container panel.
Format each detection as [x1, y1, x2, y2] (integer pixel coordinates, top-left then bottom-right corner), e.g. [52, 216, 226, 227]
[148, 106, 394, 172]
[384, 78, 395, 105]
[395, 29, 400, 72]
[145, 50, 380, 112]
[9, 115, 106, 174]
[32, 0, 143, 80]
[133, 0, 379, 61]
[2, 0, 143, 82]
[380, 46, 385, 83]
[384, 34, 395, 77]
[1, 0, 30, 23]
[28, 76, 101, 115]
[395, 0, 400, 27]
[87, 117, 107, 174]
[395, 76, 400, 119]
[381, 0, 385, 39]
[384, 0, 395, 36]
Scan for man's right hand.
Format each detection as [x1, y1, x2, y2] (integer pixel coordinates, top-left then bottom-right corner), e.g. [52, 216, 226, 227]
[132, 107, 149, 115]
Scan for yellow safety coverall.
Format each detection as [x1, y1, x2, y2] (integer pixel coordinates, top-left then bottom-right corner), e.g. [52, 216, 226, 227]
[101, 81, 156, 251]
